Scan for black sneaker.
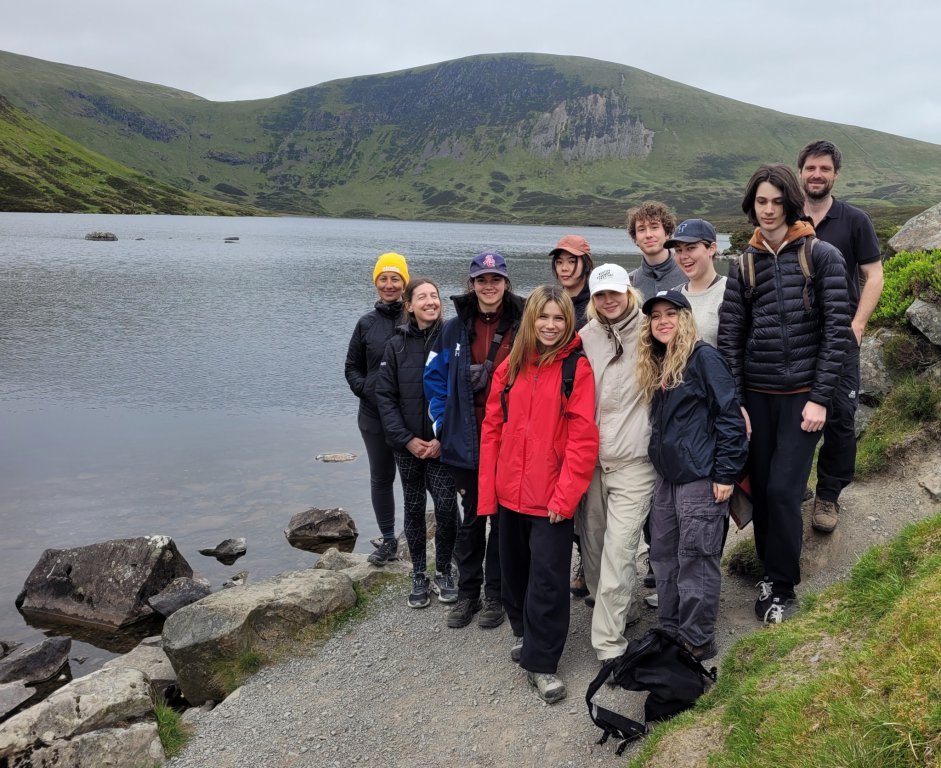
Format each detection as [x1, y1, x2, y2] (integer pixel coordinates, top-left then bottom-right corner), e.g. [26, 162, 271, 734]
[763, 595, 799, 624]
[510, 635, 523, 663]
[478, 597, 505, 628]
[367, 538, 397, 566]
[754, 579, 774, 621]
[446, 597, 482, 628]
[643, 557, 656, 589]
[432, 565, 458, 604]
[407, 573, 430, 609]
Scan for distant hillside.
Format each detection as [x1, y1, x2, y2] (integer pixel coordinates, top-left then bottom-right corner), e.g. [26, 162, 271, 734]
[1, 50, 939, 224]
[0, 94, 253, 215]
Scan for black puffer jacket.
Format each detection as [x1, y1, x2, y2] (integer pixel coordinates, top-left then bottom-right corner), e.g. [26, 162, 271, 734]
[375, 321, 440, 450]
[717, 223, 852, 406]
[344, 300, 403, 432]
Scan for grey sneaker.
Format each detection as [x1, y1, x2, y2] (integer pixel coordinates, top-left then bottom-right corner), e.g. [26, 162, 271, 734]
[763, 595, 799, 624]
[510, 635, 523, 663]
[432, 566, 458, 604]
[478, 596, 505, 628]
[367, 538, 397, 566]
[446, 597, 482, 628]
[527, 671, 566, 704]
[812, 498, 840, 533]
[407, 573, 430, 609]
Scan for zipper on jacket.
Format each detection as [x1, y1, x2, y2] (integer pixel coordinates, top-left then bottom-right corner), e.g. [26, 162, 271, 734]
[772, 255, 792, 373]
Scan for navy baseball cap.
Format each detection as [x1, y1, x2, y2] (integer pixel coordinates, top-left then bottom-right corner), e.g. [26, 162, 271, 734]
[664, 218, 717, 249]
[469, 251, 509, 278]
[642, 289, 692, 316]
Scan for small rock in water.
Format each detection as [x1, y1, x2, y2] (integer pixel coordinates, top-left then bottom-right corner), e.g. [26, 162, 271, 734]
[198, 537, 247, 565]
[222, 571, 248, 588]
[84, 231, 117, 241]
[316, 453, 356, 463]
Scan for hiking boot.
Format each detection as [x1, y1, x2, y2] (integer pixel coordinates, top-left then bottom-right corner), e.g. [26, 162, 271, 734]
[584, 595, 595, 608]
[763, 595, 799, 624]
[802, 486, 814, 502]
[367, 538, 397, 566]
[754, 579, 774, 621]
[407, 573, 430, 609]
[812, 498, 840, 533]
[478, 597, 505, 628]
[432, 566, 458, 604]
[643, 557, 656, 589]
[510, 635, 524, 663]
[446, 597, 482, 628]
[570, 557, 588, 597]
[527, 671, 567, 704]
[685, 638, 718, 661]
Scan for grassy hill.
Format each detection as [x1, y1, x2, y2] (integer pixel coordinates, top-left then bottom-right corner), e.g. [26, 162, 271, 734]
[1, 50, 939, 224]
[0, 94, 254, 215]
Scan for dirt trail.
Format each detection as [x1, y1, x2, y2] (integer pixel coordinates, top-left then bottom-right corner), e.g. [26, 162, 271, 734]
[168, 451, 940, 768]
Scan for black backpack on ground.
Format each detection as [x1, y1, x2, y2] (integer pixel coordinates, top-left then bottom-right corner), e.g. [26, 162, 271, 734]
[585, 628, 718, 755]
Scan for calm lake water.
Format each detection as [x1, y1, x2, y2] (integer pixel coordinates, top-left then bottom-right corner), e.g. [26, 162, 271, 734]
[0, 212, 728, 666]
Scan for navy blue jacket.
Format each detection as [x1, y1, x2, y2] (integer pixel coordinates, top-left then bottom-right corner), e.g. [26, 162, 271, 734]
[423, 292, 524, 470]
[648, 343, 748, 486]
[375, 321, 440, 450]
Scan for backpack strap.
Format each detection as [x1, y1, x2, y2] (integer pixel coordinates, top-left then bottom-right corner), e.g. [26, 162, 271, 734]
[797, 237, 817, 313]
[737, 252, 756, 301]
[485, 313, 514, 365]
[585, 662, 647, 754]
[502, 348, 584, 423]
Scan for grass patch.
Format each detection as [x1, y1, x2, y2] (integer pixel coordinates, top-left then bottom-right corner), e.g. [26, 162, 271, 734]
[154, 697, 190, 758]
[722, 537, 763, 579]
[629, 513, 941, 768]
[211, 646, 270, 696]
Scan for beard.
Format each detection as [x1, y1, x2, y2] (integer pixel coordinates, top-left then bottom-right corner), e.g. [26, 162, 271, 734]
[802, 178, 834, 201]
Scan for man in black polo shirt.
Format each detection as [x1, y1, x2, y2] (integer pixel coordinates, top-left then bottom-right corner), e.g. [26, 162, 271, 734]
[797, 140, 884, 533]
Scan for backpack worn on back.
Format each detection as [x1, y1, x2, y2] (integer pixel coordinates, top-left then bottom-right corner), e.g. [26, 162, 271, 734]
[738, 236, 817, 312]
[500, 348, 584, 423]
[586, 627, 717, 755]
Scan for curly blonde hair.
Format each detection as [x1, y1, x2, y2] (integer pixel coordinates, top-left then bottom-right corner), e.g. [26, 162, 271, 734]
[506, 285, 575, 387]
[636, 306, 699, 401]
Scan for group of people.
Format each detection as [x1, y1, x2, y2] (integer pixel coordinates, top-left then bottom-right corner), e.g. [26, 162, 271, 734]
[344, 139, 884, 704]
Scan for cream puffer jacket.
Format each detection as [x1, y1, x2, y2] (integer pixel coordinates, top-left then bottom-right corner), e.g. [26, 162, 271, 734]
[578, 307, 651, 472]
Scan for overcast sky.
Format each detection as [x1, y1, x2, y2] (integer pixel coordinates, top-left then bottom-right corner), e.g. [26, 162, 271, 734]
[3, 0, 939, 145]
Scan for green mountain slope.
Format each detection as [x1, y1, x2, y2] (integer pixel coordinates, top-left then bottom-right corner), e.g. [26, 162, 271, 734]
[1, 50, 939, 224]
[0, 94, 254, 215]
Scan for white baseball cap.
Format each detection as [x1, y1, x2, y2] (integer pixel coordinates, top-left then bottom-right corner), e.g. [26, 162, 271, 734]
[588, 263, 630, 296]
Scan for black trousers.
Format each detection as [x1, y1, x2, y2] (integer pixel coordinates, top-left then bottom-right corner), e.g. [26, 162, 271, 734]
[745, 391, 822, 591]
[499, 507, 573, 674]
[360, 426, 397, 538]
[815, 345, 860, 503]
[449, 466, 501, 601]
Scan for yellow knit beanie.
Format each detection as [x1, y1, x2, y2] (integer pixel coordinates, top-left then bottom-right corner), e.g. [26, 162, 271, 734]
[372, 252, 409, 285]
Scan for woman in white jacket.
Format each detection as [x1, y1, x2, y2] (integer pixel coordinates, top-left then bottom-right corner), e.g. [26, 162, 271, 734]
[577, 264, 656, 663]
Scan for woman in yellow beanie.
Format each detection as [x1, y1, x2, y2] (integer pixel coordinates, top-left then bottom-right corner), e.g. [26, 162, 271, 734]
[345, 252, 410, 560]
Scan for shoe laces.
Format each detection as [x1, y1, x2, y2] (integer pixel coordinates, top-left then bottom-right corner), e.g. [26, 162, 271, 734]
[756, 580, 773, 601]
[375, 539, 396, 557]
[764, 602, 784, 624]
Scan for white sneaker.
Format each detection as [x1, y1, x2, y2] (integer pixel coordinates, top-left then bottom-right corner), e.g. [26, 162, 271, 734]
[527, 671, 566, 704]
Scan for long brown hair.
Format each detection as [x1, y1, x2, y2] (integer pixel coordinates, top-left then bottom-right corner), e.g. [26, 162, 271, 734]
[636, 306, 699, 401]
[401, 277, 443, 330]
[506, 285, 575, 387]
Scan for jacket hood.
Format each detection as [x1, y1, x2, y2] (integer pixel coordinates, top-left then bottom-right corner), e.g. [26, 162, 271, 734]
[451, 290, 525, 323]
[394, 319, 439, 339]
[748, 220, 816, 252]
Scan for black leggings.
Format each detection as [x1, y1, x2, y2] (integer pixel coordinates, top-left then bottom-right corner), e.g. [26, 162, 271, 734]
[394, 451, 459, 574]
[360, 427, 397, 538]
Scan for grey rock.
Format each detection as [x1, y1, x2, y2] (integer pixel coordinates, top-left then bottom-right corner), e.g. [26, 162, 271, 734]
[0, 636, 70, 684]
[888, 201, 941, 254]
[148, 576, 212, 617]
[222, 570, 248, 588]
[918, 459, 941, 502]
[198, 537, 247, 565]
[855, 403, 876, 438]
[25, 722, 165, 767]
[0, 640, 20, 659]
[162, 569, 357, 704]
[284, 507, 358, 552]
[859, 331, 898, 404]
[0, 681, 32, 721]
[0, 667, 152, 759]
[102, 638, 177, 700]
[906, 298, 941, 346]
[315, 452, 356, 462]
[84, 231, 118, 241]
[16, 536, 193, 629]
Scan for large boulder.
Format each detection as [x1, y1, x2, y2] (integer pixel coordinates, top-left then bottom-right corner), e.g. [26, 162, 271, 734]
[859, 331, 899, 404]
[24, 722, 164, 767]
[888, 202, 941, 255]
[314, 547, 411, 588]
[0, 681, 32, 721]
[162, 569, 356, 704]
[285, 507, 358, 552]
[0, 667, 153, 760]
[148, 576, 212, 618]
[0, 635, 70, 684]
[102, 636, 176, 700]
[906, 298, 941, 346]
[16, 536, 193, 629]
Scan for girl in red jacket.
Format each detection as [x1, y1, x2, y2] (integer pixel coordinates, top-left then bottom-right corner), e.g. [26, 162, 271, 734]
[478, 285, 599, 704]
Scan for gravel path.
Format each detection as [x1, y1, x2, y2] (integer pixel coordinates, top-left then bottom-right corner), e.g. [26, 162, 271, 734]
[168, 453, 938, 768]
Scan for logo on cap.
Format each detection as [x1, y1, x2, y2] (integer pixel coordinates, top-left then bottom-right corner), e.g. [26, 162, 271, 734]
[482, 254, 496, 268]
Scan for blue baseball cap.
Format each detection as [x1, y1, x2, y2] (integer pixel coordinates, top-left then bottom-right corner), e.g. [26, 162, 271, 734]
[469, 251, 509, 278]
[664, 218, 717, 248]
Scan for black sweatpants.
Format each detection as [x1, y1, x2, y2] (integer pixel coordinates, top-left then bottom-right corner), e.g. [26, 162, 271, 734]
[745, 391, 823, 591]
[449, 466, 501, 601]
[815, 345, 860, 503]
[499, 507, 573, 674]
[360, 427, 397, 539]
